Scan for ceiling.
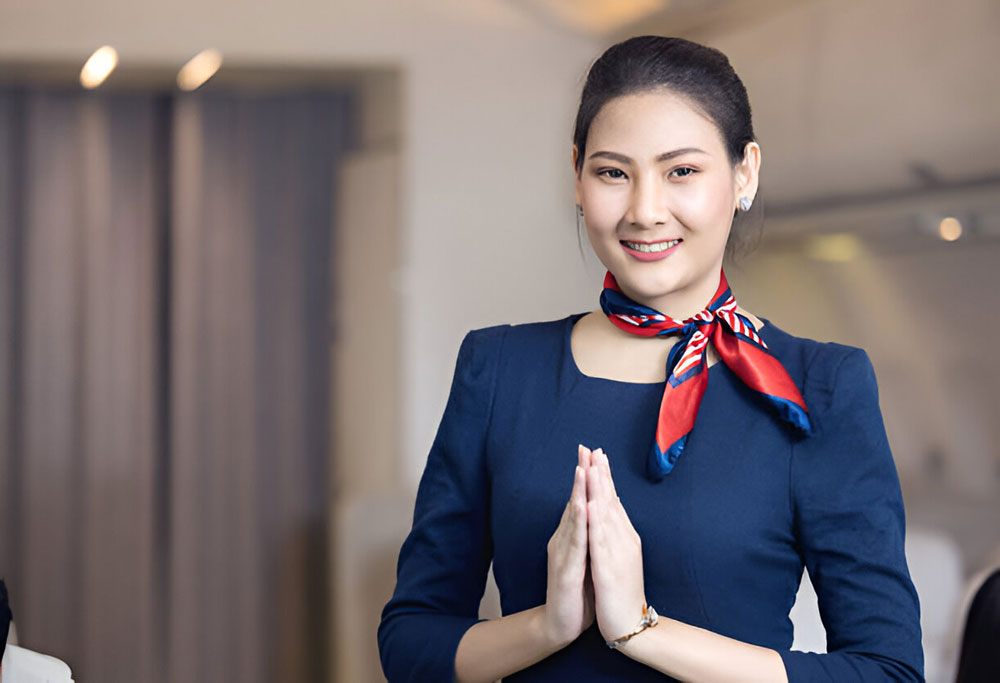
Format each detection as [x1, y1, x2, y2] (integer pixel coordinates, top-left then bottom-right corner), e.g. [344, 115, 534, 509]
[504, 0, 803, 37]
[511, 0, 1000, 242]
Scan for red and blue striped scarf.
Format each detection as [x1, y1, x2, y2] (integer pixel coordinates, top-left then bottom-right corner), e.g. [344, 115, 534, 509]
[600, 269, 811, 480]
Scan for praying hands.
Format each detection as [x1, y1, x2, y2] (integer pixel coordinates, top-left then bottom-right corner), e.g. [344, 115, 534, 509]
[542, 444, 649, 649]
[455, 443, 789, 683]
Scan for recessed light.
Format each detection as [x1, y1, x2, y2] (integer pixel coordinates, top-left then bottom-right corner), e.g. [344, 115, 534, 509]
[938, 216, 962, 242]
[80, 46, 118, 89]
[177, 49, 223, 91]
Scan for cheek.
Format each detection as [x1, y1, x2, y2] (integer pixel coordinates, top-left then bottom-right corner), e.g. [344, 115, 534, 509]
[581, 187, 627, 233]
[672, 179, 734, 232]
[583, 219, 617, 260]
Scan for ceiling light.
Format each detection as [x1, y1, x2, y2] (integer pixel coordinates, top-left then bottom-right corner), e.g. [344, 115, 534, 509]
[80, 46, 118, 89]
[938, 216, 962, 242]
[177, 49, 223, 92]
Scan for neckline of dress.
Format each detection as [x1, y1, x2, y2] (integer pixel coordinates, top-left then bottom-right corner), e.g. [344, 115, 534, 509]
[564, 312, 771, 387]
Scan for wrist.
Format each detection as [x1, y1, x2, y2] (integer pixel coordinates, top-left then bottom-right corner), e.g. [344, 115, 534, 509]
[536, 604, 578, 650]
[614, 620, 662, 669]
[606, 602, 658, 651]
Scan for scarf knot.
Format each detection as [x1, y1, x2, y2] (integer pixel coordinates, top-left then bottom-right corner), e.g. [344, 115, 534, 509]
[599, 270, 811, 480]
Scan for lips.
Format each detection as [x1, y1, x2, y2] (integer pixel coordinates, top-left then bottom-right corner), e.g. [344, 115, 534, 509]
[620, 238, 683, 262]
[621, 238, 682, 253]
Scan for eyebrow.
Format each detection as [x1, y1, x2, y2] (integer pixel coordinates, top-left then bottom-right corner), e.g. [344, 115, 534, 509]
[587, 148, 708, 164]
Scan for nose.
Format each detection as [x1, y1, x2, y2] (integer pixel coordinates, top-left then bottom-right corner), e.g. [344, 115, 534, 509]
[625, 174, 668, 228]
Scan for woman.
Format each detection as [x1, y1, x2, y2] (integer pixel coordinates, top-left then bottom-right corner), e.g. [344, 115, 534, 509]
[378, 36, 923, 682]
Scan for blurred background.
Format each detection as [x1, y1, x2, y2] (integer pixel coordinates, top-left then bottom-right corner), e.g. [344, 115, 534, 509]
[0, 0, 997, 681]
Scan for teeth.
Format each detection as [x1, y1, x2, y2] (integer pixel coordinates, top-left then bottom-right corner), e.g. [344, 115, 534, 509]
[624, 239, 680, 253]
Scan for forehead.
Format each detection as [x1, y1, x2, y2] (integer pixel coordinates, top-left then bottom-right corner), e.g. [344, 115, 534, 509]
[587, 90, 726, 158]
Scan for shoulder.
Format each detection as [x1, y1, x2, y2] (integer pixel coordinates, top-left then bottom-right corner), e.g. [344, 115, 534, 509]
[451, 314, 581, 400]
[461, 313, 581, 367]
[771, 323, 902, 506]
[759, 320, 879, 423]
[463, 314, 578, 343]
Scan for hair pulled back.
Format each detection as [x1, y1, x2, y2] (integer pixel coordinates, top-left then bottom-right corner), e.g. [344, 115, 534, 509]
[573, 35, 755, 173]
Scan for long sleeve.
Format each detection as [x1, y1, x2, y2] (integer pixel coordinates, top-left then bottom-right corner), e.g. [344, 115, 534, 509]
[378, 326, 507, 682]
[780, 348, 924, 682]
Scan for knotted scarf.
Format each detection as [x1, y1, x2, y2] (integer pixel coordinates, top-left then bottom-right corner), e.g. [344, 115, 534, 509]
[600, 269, 811, 480]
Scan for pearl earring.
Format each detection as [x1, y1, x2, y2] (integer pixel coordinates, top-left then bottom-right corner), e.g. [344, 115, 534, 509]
[738, 197, 752, 212]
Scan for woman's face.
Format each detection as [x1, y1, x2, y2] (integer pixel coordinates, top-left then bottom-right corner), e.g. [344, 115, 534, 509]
[574, 89, 759, 318]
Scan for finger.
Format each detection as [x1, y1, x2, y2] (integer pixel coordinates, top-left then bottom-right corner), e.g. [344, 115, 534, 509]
[577, 443, 591, 469]
[571, 467, 588, 549]
[587, 460, 609, 511]
[570, 464, 586, 511]
[587, 499, 602, 544]
[596, 452, 632, 529]
[589, 458, 629, 533]
[587, 497, 612, 581]
[597, 449, 619, 499]
[585, 453, 601, 502]
[552, 470, 582, 556]
[589, 450, 610, 503]
[564, 466, 586, 533]
[557, 464, 581, 530]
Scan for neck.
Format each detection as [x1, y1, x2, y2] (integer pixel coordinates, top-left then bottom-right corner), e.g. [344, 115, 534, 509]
[623, 269, 726, 321]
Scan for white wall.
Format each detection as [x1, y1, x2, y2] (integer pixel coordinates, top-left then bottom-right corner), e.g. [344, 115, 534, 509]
[398, 24, 602, 486]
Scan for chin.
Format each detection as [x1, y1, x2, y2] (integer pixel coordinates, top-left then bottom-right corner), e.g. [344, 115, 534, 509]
[613, 268, 690, 303]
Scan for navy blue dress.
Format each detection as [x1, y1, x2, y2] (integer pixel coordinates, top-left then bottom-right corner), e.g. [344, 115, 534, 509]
[378, 314, 923, 682]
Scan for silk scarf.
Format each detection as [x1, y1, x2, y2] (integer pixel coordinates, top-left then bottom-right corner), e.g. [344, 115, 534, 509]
[600, 269, 811, 480]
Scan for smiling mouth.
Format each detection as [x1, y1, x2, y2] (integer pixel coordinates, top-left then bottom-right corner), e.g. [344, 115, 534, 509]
[620, 239, 682, 253]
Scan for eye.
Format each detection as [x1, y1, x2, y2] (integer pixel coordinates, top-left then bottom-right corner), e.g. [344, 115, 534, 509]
[670, 166, 698, 179]
[597, 168, 628, 181]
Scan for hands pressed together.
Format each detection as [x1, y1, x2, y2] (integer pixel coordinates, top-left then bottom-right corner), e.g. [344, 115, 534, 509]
[456, 444, 791, 683]
[543, 444, 648, 650]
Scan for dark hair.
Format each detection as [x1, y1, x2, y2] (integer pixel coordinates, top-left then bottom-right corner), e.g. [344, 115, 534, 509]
[574, 35, 754, 170]
[956, 568, 1000, 683]
[572, 36, 762, 258]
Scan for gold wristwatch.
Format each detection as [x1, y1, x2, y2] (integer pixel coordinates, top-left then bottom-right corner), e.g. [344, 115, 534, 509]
[606, 602, 659, 650]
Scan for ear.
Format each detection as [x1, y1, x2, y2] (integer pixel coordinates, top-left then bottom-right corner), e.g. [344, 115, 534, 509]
[733, 141, 761, 208]
[572, 145, 582, 206]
